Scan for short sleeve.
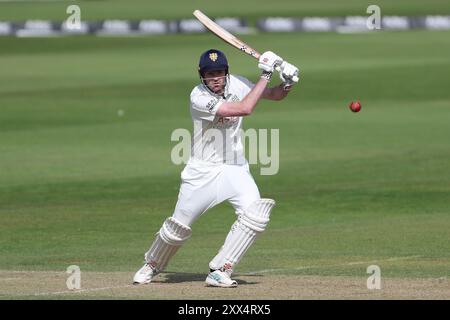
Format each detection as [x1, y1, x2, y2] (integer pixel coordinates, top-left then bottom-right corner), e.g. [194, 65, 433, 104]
[233, 75, 254, 97]
[190, 93, 224, 122]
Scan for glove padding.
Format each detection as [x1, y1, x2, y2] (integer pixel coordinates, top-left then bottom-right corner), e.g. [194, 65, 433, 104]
[258, 51, 283, 73]
[278, 61, 299, 84]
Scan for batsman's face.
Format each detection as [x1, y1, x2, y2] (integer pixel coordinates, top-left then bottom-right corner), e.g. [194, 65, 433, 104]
[203, 70, 227, 94]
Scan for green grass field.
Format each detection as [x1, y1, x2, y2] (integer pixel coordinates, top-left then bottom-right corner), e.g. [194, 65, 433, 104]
[1, 1, 450, 299]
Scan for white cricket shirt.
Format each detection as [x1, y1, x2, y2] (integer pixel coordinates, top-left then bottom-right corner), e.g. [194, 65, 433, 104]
[189, 74, 254, 165]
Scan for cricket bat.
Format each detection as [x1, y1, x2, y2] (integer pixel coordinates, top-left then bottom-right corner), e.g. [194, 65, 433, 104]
[193, 10, 299, 83]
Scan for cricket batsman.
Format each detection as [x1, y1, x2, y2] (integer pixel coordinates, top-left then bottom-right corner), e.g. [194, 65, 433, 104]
[133, 49, 299, 287]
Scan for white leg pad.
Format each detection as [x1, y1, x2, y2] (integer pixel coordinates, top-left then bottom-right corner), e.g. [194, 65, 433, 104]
[144, 217, 192, 273]
[209, 198, 275, 270]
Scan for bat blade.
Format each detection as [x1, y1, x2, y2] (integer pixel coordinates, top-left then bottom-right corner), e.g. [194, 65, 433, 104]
[193, 10, 261, 59]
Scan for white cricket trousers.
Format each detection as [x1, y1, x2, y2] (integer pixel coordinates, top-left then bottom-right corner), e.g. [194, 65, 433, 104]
[172, 159, 261, 227]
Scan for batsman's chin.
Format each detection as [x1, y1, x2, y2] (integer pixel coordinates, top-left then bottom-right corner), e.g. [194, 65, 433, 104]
[212, 86, 223, 93]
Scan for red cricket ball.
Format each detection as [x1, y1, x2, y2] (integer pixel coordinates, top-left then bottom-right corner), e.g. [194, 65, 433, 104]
[349, 101, 362, 113]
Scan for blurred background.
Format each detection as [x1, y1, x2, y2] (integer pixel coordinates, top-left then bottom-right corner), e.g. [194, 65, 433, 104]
[1, 0, 449, 299]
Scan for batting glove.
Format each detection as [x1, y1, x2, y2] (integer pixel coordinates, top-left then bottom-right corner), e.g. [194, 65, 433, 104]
[258, 51, 283, 73]
[278, 61, 300, 84]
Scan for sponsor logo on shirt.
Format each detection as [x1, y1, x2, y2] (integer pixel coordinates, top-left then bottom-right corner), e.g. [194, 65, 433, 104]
[215, 116, 239, 128]
[225, 94, 240, 102]
[206, 99, 219, 112]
